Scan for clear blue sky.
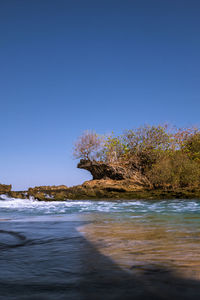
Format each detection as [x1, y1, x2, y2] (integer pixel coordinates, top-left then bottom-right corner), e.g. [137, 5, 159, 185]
[1, 0, 200, 190]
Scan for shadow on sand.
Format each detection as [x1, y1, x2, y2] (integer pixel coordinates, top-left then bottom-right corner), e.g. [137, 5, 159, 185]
[0, 220, 200, 300]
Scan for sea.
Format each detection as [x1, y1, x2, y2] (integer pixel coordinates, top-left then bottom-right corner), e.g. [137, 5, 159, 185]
[0, 195, 200, 299]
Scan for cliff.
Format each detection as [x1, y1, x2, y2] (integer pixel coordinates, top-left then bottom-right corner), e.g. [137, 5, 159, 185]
[77, 159, 149, 185]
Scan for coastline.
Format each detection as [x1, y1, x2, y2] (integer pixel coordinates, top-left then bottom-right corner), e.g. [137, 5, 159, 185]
[4, 185, 200, 201]
[1, 179, 200, 201]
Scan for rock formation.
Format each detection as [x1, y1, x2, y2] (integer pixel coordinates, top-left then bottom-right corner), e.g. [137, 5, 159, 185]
[0, 184, 12, 194]
[28, 185, 68, 193]
[77, 159, 148, 185]
[78, 159, 126, 180]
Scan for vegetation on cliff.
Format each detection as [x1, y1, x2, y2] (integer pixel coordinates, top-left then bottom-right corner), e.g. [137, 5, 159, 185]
[74, 125, 200, 190]
[1, 125, 200, 201]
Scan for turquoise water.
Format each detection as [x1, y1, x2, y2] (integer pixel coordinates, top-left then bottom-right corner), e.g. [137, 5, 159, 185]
[1, 194, 200, 217]
[0, 195, 200, 299]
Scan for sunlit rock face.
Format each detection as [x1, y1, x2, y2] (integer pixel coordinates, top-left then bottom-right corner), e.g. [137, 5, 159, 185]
[0, 184, 12, 194]
[27, 185, 69, 201]
[77, 159, 148, 184]
[28, 185, 68, 192]
[78, 159, 127, 180]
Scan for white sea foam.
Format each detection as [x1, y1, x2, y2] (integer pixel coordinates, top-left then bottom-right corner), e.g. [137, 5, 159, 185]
[0, 195, 200, 218]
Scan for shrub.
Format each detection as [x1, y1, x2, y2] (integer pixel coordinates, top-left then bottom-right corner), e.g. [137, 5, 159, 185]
[147, 151, 200, 189]
[182, 132, 200, 162]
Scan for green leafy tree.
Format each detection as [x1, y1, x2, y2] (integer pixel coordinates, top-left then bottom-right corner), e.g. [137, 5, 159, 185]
[123, 125, 171, 172]
[182, 132, 200, 162]
[101, 133, 126, 163]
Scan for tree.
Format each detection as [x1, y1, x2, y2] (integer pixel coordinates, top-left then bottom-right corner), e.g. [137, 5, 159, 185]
[101, 134, 126, 163]
[73, 130, 102, 161]
[182, 132, 200, 162]
[172, 126, 199, 150]
[122, 125, 171, 172]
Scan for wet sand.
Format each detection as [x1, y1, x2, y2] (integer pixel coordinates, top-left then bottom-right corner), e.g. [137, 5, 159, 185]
[78, 214, 200, 281]
[0, 217, 200, 299]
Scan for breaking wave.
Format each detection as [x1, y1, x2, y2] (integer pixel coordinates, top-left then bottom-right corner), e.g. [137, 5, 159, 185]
[0, 194, 200, 219]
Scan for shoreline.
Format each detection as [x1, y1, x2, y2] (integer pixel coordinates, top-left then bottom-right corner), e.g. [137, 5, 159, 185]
[4, 188, 200, 201]
[1, 180, 200, 201]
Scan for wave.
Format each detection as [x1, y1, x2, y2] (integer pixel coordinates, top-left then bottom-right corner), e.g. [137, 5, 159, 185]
[0, 195, 200, 219]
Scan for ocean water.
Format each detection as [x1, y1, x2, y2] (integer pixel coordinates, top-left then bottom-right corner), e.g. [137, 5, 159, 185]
[0, 195, 200, 299]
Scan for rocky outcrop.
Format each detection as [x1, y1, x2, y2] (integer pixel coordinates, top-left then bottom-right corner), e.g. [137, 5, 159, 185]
[27, 185, 68, 201]
[3, 180, 200, 201]
[0, 184, 12, 194]
[25, 177, 148, 201]
[82, 179, 144, 191]
[77, 159, 149, 185]
[78, 159, 128, 180]
[28, 185, 68, 193]
[42, 178, 148, 200]
[26, 179, 200, 201]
